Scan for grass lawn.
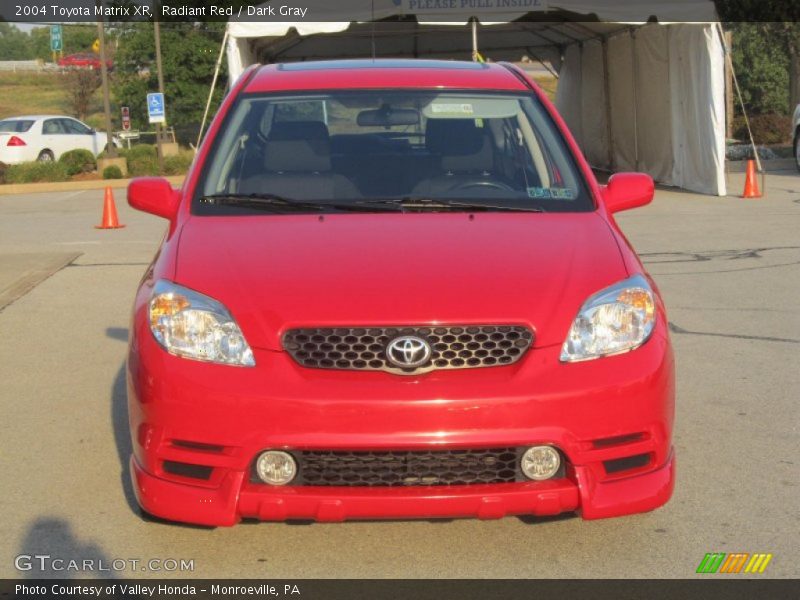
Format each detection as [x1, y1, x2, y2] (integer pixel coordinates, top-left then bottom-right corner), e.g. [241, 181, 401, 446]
[0, 71, 107, 128]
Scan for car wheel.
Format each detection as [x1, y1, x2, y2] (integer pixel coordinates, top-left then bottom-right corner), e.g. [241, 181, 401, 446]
[37, 150, 54, 162]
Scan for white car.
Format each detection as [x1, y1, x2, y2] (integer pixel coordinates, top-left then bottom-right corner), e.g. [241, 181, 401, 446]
[793, 103, 800, 172]
[0, 115, 120, 165]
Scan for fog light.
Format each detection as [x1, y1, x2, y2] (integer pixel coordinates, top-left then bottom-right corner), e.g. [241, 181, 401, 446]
[255, 451, 297, 485]
[520, 446, 561, 481]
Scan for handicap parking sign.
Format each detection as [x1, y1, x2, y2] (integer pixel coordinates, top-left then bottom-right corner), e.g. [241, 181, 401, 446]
[147, 93, 165, 124]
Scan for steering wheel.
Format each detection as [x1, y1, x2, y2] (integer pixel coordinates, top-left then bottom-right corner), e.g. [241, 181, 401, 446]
[449, 180, 516, 193]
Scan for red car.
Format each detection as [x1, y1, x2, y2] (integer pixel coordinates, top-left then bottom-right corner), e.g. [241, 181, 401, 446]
[127, 60, 674, 527]
[58, 53, 113, 71]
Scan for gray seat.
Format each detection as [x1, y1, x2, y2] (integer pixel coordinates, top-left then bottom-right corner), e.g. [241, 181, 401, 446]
[412, 119, 496, 196]
[240, 121, 359, 200]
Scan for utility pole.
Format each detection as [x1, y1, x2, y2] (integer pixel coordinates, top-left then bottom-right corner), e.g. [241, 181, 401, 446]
[153, 5, 165, 174]
[96, 3, 116, 158]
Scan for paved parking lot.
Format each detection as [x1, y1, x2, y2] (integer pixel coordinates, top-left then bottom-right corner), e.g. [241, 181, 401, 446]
[0, 173, 798, 579]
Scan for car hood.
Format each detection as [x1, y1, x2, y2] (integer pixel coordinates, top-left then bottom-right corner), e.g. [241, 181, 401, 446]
[174, 212, 628, 351]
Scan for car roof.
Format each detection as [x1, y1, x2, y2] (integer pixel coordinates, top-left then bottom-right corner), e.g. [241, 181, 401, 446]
[245, 59, 530, 93]
[0, 115, 79, 121]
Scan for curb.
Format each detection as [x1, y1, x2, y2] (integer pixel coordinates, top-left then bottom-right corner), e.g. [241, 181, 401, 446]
[0, 175, 185, 196]
[726, 158, 797, 173]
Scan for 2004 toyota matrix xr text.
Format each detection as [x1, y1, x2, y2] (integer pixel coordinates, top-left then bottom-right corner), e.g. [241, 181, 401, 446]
[126, 59, 675, 526]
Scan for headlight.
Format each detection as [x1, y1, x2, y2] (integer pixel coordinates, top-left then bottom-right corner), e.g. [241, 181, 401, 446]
[560, 274, 656, 362]
[148, 280, 255, 366]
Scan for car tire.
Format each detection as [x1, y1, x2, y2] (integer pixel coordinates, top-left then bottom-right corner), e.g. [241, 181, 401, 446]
[37, 150, 54, 162]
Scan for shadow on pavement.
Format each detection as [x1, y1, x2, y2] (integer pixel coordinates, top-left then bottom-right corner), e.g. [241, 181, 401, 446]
[17, 517, 117, 579]
[107, 327, 138, 516]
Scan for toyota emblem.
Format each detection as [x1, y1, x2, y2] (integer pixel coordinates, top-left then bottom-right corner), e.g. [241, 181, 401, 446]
[385, 336, 432, 368]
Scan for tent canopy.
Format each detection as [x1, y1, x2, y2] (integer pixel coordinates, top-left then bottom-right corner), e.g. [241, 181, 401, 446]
[225, 1, 725, 195]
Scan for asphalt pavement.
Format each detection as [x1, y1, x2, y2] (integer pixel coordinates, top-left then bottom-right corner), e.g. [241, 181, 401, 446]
[0, 173, 798, 579]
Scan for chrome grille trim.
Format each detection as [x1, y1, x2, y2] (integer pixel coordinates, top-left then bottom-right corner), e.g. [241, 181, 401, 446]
[282, 325, 533, 374]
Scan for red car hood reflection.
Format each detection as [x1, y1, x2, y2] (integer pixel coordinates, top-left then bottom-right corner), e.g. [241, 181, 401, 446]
[173, 211, 628, 351]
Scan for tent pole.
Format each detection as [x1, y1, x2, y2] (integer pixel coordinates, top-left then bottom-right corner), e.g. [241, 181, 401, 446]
[602, 37, 615, 171]
[472, 19, 478, 61]
[630, 29, 640, 171]
[197, 29, 229, 150]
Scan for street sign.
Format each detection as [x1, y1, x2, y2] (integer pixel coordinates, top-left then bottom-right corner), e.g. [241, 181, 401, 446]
[146, 93, 165, 124]
[121, 106, 131, 131]
[50, 25, 62, 52]
[92, 39, 100, 54]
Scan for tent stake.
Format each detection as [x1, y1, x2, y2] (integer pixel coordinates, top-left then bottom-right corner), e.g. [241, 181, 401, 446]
[197, 29, 229, 150]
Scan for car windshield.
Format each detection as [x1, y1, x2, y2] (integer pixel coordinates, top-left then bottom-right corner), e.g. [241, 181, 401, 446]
[0, 120, 34, 133]
[195, 91, 592, 214]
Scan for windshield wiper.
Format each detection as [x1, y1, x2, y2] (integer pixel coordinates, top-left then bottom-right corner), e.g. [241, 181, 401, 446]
[352, 196, 546, 213]
[199, 193, 399, 213]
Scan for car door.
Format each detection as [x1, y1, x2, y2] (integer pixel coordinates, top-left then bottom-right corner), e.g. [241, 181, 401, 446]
[58, 118, 96, 155]
[41, 118, 69, 158]
[62, 118, 100, 154]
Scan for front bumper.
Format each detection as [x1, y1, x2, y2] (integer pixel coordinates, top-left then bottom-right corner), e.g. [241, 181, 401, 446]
[132, 452, 674, 526]
[127, 316, 675, 526]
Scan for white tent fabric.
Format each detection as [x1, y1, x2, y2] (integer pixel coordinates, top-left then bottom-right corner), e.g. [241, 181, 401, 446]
[224, 1, 725, 195]
[556, 23, 725, 195]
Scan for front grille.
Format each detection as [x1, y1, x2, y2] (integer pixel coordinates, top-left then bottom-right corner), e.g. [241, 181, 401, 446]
[282, 325, 533, 374]
[282, 448, 522, 487]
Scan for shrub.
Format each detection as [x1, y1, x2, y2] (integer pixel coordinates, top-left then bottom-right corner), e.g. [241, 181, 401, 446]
[163, 151, 194, 176]
[732, 114, 792, 145]
[125, 144, 159, 176]
[0, 161, 8, 184]
[126, 144, 157, 159]
[58, 148, 97, 176]
[5, 161, 70, 184]
[102, 165, 124, 180]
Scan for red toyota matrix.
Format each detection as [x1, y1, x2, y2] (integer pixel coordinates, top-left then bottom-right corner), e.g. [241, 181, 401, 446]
[127, 60, 674, 526]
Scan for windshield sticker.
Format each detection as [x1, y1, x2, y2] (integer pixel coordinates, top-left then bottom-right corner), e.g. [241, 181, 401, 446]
[527, 187, 577, 200]
[430, 103, 474, 115]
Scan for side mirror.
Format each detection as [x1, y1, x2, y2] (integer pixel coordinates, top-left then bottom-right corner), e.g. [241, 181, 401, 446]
[601, 173, 654, 214]
[128, 177, 180, 221]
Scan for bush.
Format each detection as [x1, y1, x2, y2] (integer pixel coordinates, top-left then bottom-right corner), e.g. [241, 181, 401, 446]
[5, 161, 70, 184]
[733, 114, 792, 145]
[102, 165, 123, 180]
[125, 144, 159, 176]
[0, 161, 8, 184]
[163, 151, 194, 176]
[58, 148, 97, 176]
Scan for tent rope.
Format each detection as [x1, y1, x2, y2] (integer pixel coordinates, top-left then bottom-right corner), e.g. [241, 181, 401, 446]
[196, 29, 229, 150]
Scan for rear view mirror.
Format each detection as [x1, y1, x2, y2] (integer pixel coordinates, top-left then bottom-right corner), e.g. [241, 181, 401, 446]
[602, 173, 654, 214]
[128, 177, 180, 221]
[357, 105, 419, 127]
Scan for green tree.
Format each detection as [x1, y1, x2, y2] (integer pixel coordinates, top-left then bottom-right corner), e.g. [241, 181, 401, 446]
[716, 2, 800, 112]
[111, 22, 226, 143]
[0, 23, 33, 60]
[727, 23, 790, 115]
[28, 25, 100, 61]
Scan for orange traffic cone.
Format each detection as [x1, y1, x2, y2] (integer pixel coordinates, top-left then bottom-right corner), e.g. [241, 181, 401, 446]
[96, 187, 125, 229]
[742, 159, 762, 199]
